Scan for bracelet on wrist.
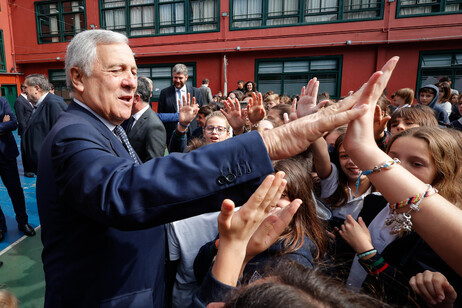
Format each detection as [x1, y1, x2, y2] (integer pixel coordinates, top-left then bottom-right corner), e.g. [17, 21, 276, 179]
[389, 184, 438, 211]
[354, 158, 401, 197]
[385, 184, 438, 235]
[174, 128, 187, 137]
[178, 122, 189, 129]
[357, 248, 377, 259]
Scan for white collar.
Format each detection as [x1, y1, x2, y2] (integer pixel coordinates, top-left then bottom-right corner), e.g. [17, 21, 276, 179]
[73, 98, 116, 132]
[133, 104, 150, 121]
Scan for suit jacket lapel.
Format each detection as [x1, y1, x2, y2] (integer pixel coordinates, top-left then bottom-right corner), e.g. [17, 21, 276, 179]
[67, 101, 131, 159]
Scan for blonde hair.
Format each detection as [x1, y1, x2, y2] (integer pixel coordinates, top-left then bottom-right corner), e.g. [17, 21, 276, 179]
[204, 111, 230, 130]
[387, 127, 462, 206]
[0, 289, 18, 308]
[394, 88, 414, 106]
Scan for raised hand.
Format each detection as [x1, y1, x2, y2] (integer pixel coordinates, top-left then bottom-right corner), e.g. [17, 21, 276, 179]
[342, 57, 399, 158]
[245, 198, 301, 262]
[261, 57, 399, 161]
[178, 93, 199, 127]
[297, 77, 319, 118]
[373, 105, 391, 140]
[339, 215, 374, 254]
[409, 271, 457, 308]
[247, 92, 266, 124]
[221, 98, 246, 135]
[212, 172, 288, 286]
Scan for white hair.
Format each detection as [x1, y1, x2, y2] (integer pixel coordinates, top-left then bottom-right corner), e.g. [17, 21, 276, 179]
[65, 29, 128, 92]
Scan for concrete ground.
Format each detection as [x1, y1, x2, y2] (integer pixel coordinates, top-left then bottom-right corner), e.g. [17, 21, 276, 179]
[0, 131, 44, 307]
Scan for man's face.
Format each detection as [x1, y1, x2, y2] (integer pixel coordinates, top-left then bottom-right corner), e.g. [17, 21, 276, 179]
[173, 73, 188, 89]
[77, 43, 137, 125]
[237, 82, 244, 89]
[197, 113, 206, 127]
[419, 92, 435, 106]
[23, 81, 40, 104]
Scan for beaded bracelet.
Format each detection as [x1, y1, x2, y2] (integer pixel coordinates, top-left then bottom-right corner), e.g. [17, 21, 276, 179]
[357, 249, 377, 259]
[385, 185, 438, 235]
[354, 158, 401, 197]
[389, 184, 438, 210]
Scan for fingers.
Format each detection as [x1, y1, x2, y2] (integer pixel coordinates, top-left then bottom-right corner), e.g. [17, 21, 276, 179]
[291, 98, 297, 114]
[283, 113, 289, 124]
[307, 77, 319, 97]
[409, 271, 441, 305]
[312, 102, 368, 136]
[358, 216, 368, 231]
[272, 199, 301, 229]
[218, 199, 236, 230]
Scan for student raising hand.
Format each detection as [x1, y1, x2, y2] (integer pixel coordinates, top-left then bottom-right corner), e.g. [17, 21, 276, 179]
[211, 172, 301, 287]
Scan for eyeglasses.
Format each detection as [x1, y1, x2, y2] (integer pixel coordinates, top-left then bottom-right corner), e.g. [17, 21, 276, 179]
[205, 125, 228, 135]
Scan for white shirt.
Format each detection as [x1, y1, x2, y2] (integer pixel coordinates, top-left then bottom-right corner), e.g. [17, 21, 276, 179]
[35, 92, 50, 109]
[175, 85, 187, 112]
[73, 98, 116, 132]
[131, 104, 150, 129]
[320, 163, 372, 220]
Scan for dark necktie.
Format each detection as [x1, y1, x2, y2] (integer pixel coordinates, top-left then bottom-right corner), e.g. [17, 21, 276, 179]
[113, 125, 141, 165]
[125, 116, 135, 134]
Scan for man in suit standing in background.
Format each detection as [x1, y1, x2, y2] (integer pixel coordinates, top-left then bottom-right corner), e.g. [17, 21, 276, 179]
[21, 74, 67, 175]
[199, 78, 213, 105]
[126, 77, 166, 161]
[0, 96, 35, 241]
[14, 83, 35, 177]
[157, 64, 203, 143]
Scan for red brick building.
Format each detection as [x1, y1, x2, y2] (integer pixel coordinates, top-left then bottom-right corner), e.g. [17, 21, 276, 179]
[1, 0, 461, 109]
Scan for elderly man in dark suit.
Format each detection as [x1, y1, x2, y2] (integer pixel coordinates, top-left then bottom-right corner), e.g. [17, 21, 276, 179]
[14, 83, 35, 177]
[157, 64, 203, 143]
[0, 96, 35, 241]
[36, 29, 391, 308]
[126, 77, 166, 161]
[21, 74, 67, 175]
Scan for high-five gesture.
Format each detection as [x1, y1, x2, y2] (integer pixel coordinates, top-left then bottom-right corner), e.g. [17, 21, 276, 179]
[261, 57, 399, 160]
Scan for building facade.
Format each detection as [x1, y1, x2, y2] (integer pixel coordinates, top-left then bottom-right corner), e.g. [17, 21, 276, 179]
[1, 0, 461, 110]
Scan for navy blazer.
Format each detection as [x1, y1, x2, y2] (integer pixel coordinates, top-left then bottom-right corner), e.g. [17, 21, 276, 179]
[37, 101, 273, 307]
[21, 93, 67, 173]
[128, 107, 166, 162]
[158, 85, 203, 143]
[13, 94, 33, 136]
[0, 97, 19, 161]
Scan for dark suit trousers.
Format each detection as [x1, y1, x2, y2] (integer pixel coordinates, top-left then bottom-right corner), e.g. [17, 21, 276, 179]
[0, 158, 28, 231]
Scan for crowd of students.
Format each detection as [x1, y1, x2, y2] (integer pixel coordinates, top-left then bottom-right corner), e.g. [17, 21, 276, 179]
[165, 58, 462, 307]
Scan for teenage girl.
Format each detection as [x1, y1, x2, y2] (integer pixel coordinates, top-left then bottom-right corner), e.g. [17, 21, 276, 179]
[340, 126, 462, 306]
[312, 133, 372, 225]
[194, 157, 329, 284]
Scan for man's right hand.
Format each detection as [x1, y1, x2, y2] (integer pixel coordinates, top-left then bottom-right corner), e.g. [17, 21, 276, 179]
[261, 56, 399, 160]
